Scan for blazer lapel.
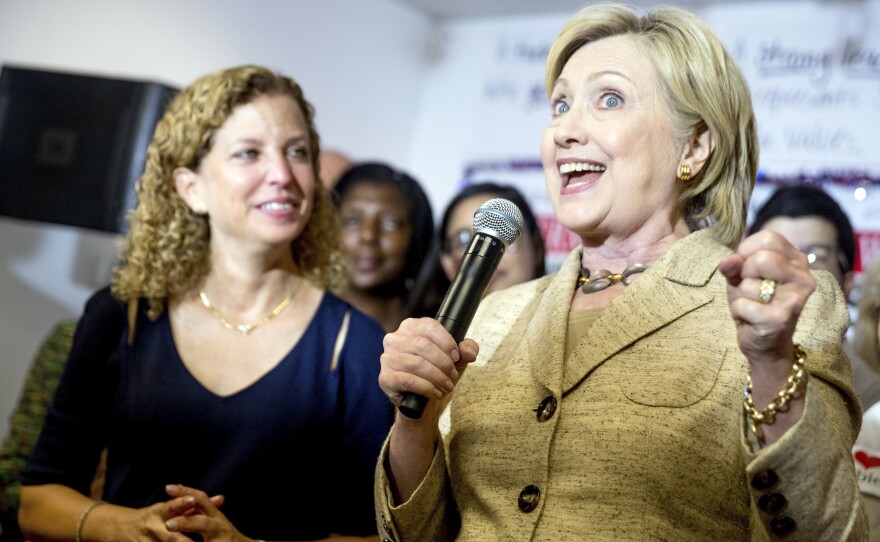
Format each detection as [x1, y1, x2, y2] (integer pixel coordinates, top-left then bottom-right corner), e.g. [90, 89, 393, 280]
[561, 229, 733, 394]
[521, 249, 582, 396]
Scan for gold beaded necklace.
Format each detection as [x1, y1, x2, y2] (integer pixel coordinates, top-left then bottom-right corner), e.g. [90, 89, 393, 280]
[199, 279, 302, 336]
[576, 263, 649, 294]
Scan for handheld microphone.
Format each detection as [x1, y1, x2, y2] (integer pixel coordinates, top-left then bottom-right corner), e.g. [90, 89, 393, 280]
[397, 198, 524, 419]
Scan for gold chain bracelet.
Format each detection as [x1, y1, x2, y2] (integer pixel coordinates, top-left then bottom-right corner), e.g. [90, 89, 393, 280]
[743, 344, 807, 444]
[75, 500, 106, 542]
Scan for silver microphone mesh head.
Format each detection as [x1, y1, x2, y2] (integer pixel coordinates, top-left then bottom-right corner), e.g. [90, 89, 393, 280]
[473, 198, 523, 245]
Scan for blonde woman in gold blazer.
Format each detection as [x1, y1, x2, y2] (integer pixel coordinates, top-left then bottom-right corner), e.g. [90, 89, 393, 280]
[374, 4, 866, 541]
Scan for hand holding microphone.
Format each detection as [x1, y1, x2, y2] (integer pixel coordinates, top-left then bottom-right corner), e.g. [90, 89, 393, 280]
[395, 198, 524, 419]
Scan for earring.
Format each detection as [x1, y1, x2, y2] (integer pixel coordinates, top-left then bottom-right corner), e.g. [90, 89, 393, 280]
[677, 164, 691, 181]
[194, 206, 207, 216]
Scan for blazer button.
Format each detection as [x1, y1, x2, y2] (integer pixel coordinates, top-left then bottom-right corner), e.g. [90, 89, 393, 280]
[758, 493, 788, 515]
[534, 396, 558, 421]
[518, 485, 541, 512]
[768, 516, 797, 536]
[751, 469, 779, 491]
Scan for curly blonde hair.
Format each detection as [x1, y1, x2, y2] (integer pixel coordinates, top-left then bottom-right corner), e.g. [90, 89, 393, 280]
[112, 65, 345, 319]
[545, 4, 758, 248]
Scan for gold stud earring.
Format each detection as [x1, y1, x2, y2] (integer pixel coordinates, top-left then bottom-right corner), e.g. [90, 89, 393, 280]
[678, 164, 691, 181]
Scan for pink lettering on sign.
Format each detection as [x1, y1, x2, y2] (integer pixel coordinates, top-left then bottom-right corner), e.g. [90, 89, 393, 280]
[856, 231, 880, 273]
[537, 214, 579, 256]
[536, 214, 880, 274]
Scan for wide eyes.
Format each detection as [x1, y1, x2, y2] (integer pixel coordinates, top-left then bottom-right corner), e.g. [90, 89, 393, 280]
[600, 93, 622, 109]
[552, 100, 570, 115]
[551, 91, 624, 116]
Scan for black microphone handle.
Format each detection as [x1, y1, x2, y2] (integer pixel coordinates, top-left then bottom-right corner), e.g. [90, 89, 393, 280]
[398, 233, 505, 419]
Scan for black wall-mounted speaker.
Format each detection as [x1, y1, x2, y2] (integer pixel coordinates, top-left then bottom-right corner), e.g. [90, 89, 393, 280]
[0, 66, 177, 233]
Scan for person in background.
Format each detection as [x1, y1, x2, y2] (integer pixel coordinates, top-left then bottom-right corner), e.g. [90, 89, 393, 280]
[438, 182, 546, 296]
[19, 65, 392, 541]
[0, 321, 78, 542]
[374, 4, 864, 540]
[853, 256, 880, 387]
[407, 181, 547, 321]
[750, 185, 856, 301]
[0, 322, 110, 542]
[750, 184, 880, 410]
[853, 255, 880, 541]
[333, 162, 434, 332]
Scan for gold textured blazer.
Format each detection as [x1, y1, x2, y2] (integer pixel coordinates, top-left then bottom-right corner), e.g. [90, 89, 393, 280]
[376, 229, 866, 541]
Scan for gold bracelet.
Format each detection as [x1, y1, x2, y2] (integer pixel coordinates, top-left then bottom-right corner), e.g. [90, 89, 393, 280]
[743, 344, 807, 444]
[75, 500, 106, 542]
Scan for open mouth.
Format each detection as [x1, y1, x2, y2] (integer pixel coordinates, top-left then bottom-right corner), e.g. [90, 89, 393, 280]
[559, 161, 606, 189]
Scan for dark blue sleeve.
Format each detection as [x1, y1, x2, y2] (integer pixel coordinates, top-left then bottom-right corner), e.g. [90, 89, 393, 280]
[331, 310, 395, 535]
[22, 287, 125, 495]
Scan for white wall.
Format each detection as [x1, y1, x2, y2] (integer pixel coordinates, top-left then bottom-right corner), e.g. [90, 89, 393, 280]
[0, 0, 433, 160]
[0, 0, 434, 439]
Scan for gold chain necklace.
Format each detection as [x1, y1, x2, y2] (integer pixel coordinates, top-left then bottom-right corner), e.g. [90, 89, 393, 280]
[199, 279, 302, 336]
[577, 263, 649, 294]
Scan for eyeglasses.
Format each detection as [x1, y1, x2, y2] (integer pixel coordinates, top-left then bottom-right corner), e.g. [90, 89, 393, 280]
[445, 228, 519, 255]
[795, 243, 842, 272]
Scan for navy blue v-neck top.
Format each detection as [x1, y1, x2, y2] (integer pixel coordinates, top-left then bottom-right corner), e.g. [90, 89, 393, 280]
[24, 287, 394, 539]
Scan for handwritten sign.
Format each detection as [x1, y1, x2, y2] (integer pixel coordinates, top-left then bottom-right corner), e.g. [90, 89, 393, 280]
[704, 2, 880, 175]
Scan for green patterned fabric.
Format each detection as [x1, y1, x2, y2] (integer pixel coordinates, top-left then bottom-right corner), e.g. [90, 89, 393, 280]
[0, 320, 76, 540]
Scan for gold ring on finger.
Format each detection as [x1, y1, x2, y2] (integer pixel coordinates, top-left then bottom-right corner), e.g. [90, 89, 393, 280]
[759, 278, 777, 304]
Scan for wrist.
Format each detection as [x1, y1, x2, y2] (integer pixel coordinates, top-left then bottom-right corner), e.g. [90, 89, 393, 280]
[392, 411, 440, 447]
[75, 500, 106, 542]
[744, 342, 796, 371]
[744, 344, 808, 444]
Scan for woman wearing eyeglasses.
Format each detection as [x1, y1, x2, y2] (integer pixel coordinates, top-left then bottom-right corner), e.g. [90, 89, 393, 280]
[438, 182, 546, 296]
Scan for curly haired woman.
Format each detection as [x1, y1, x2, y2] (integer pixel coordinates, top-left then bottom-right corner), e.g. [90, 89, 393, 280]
[19, 65, 393, 541]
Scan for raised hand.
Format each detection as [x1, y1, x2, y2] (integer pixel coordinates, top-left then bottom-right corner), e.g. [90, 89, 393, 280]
[718, 229, 816, 444]
[718, 229, 816, 365]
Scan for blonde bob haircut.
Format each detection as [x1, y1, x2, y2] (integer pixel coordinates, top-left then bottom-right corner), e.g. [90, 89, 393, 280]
[112, 65, 345, 319]
[545, 4, 758, 247]
[854, 256, 880, 373]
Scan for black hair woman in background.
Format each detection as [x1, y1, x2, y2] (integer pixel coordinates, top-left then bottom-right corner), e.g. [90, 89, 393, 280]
[439, 182, 546, 293]
[409, 181, 547, 320]
[334, 162, 434, 332]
